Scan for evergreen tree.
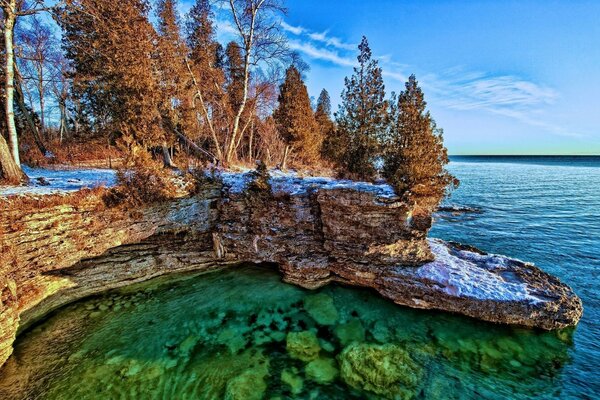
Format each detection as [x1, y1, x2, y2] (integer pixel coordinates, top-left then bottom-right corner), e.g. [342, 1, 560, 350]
[315, 88, 331, 120]
[315, 89, 339, 162]
[225, 41, 245, 116]
[336, 36, 387, 180]
[156, 0, 190, 159]
[383, 75, 458, 207]
[273, 65, 321, 168]
[59, 0, 163, 146]
[186, 0, 218, 67]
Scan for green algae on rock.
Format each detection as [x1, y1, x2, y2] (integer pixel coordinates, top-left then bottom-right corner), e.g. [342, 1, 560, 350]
[305, 357, 339, 384]
[286, 330, 321, 362]
[339, 343, 422, 400]
[281, 368, 304, 395]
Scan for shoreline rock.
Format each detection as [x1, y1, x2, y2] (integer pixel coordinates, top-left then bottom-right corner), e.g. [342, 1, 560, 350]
[0, 170, 583, 367]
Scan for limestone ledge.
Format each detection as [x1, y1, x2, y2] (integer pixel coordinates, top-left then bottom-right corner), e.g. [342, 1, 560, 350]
[0, 172, 583, 367]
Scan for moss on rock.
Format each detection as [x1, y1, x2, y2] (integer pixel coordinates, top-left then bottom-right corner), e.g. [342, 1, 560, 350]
[338, 342, 421, 400]
[225, 368, 268, 400]
[286, 331, 321, 362]
[305, 357, 339, 384]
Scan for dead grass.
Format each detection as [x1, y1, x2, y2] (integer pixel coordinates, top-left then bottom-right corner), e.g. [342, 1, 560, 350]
[21, 137, 124, 168]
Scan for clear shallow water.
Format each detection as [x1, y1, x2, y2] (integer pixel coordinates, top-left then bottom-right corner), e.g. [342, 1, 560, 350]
[0, 156, 598, 399]
[433, 156, 600, 398]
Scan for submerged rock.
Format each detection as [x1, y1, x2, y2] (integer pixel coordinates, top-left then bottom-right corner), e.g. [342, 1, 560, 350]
[286, 331, 321, 362]
[334, 319, 365, 346]
[225, 368, 268, 400]
[304, 293, 339, 325]
[281, 368, 304, 395]
[338, 342, 421, 400]
[305, 357, 339, 384]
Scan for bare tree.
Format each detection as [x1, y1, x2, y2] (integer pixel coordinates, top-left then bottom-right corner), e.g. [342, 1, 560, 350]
[0, 0, 60, 183]
[222, 0, 288, 165]
[17, 15, 57, 139]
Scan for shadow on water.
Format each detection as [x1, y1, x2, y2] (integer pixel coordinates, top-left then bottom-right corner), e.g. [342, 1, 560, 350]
[0, 265, 575, 400]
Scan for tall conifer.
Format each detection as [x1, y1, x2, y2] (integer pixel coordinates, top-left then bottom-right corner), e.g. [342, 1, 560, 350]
[336, 36, 387, 180]
[273, 65, 321, 167]
[383, 75, 458, 206]
[60, 0, 163, 146]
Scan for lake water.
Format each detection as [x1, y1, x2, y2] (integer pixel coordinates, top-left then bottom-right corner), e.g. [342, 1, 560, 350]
[0, 156, 598, 399]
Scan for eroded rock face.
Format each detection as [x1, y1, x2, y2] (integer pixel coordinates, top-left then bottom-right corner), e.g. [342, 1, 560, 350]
[0, 171, 583, 367]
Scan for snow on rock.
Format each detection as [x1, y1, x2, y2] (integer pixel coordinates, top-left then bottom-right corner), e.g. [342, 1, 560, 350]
[410, 239, 543, 303]
[0, 166, 117, 196]
[221, 169, 398, 200]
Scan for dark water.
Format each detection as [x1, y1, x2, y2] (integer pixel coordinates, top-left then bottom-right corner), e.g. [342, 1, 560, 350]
[0, 156, 598, 399]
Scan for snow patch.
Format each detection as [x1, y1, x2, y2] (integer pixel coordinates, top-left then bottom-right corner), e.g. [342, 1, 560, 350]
[221, 169, 398, 200]
[0, 166, 116, 196]
[410, 239, 543, 303]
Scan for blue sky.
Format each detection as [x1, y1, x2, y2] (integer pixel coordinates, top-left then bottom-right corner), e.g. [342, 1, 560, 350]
[183, 0, 600, 155]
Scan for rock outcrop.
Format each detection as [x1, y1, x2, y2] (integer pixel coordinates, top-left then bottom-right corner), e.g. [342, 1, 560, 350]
[0, 170, 583, 367]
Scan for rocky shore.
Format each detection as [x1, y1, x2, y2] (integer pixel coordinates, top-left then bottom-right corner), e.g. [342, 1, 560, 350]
[0, 169, 583, 367]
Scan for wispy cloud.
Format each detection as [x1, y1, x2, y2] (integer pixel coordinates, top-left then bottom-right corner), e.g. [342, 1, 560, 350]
[281, 22, 356, 51]
[213, 15, 576, 138]
[288, 40, 354, 67]
[281, 21, 305, 36]
[380, 65, 576, 137]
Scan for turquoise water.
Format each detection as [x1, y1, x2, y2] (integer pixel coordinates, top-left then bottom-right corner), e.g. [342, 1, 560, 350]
[433, 156, 600, 398]
[0, 156, 597, 399]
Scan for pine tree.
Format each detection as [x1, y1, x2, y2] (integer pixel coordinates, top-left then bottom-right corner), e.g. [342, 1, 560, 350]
[59, 0, 164, 146]
[225, 41, 245, 117]
[383, 75, 458, 207]
[315, 89, 339, 162]
[156, 0, 190, 165]
[336, 36, 388, 180]
[315, 89, 332, 118]
[273, 65, 321, 168]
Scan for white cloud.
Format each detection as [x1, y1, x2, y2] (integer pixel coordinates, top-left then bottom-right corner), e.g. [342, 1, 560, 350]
[281, 21, 305, 35]
[214, 15, 575, 138]
[281, 21, 356, 51]
[288, 40, 354, 67]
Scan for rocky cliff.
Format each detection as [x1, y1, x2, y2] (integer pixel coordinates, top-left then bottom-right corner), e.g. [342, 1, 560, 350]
[0, 170, 583, 366]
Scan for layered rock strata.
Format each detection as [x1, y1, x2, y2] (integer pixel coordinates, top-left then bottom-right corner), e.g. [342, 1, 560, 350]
[0, 171, 583, 366]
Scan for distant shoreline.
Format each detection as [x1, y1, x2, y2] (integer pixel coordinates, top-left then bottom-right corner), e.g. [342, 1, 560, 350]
[448, 155, 600, 167]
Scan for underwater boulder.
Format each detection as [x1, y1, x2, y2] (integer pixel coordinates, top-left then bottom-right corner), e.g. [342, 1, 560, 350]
[334, 319, 365, 346]
[225, 368, 268, 400]
[338, 342, 422, 400]
[286, 331, 321, 362]
[305, 357, 339, 384]
[304, 293, 339, 325]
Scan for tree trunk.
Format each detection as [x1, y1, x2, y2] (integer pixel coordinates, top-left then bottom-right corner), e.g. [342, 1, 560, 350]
[281, 145, 291, 170]
[225, 3, 256, 165]
[0, 134, 26, 184]
[37, 67, 45, 139]
[3, 2, 21, 167]
[162, 143, 176, 168]
[58, 99, 67, 143]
